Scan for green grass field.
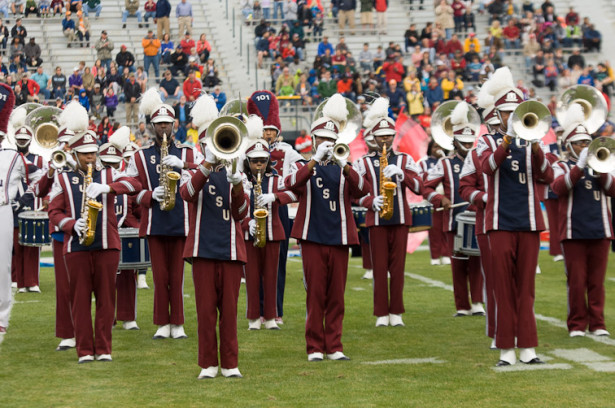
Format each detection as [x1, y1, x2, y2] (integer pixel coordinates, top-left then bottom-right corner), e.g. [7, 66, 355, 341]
[2, 248, 615, 407]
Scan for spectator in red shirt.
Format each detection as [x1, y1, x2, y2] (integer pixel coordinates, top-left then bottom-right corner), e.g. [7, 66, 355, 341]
[381, 55, 405, 83]
[20, 72, 41, 102]
[451, 0, 465, 33]
[565, 6, 579, 26]
[450, 49, 466, 79]
[336, 74, 354, 101]
[331, 49, 346, 71]
[180, 32, 195, 56]
[445, 33, 463, 58]
[182, 68, 201, 102]
[502, 19, 521, 49]
[294, 129, 312, 159]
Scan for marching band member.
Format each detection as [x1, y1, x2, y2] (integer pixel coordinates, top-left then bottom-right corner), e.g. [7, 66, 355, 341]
[551, 106, 615, 337]
[32, 102, 83, 351]
[418, 140, 450, 266]
[180, 93, 248, 379]
[126, 88, 202, 340]
[285, 94, 371, 361]
[459, 82, 500, 347]
[248, 90, 303, 325]
[241, 119, 298, 331]
[354, 98, 423, 327]
[477, 67, 553, 366]
[48, 130, 141, 363]
[543, 127, 564, 262]
[100, 127, 141, 331]
[424, 102, 484, 317]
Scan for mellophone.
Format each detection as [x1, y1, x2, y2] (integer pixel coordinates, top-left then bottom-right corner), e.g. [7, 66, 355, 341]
[18, 211, 51, 247]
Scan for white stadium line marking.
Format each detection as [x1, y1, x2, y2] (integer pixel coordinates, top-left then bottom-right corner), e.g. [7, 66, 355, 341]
[550, 348, 611, 363]
[13, 300, 41, 304]
[608, 277, 615, 283]
[583, 362, 615, 372]
[404, 272, 454, 292]
[362, 357, 445, 365]
[351, 287, 367, 291]
[492, 363, 572, 372]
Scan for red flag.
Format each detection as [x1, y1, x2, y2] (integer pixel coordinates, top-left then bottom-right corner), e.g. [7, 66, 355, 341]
[542, 127, 556, 145]
[393, 111, 430, 162]
[406, 190, 429, 253]
[348, 128, 369, 163]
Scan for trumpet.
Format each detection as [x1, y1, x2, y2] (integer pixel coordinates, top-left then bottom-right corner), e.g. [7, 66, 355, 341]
[587, 137, 615, 174]
[332, 142, 350, 162]
[205, 116, 248, 172]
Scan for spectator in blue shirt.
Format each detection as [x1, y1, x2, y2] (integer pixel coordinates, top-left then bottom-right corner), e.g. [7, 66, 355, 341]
[577, 67, 595, 86]
[317, 36, 334, 56]
[583, 24, 601, 52]
[62, 11, 76, 47]
[155, 0, 171, 40]
[69, 66, 83, 93]
[212, 85, 226, 111]
[31, 65, 50, 99]
[425, 77, 444, 108]
[386, 79, 407, 118]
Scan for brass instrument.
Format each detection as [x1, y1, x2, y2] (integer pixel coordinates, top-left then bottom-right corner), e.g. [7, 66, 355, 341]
[313, 96, 363, 148]
[332, 142, 350, 162]
[431, 101, 481, 151]
[219, 98, 249, 122]
[79, 163, 103, 246]
[587, 137, 615, 174]
[511, 101, 552, 143]
[556, 85, 608, 134]
[205, 116, 248, 171]
[253, 172, 269, 248]
[51, 150, 68, 169]
[159, 132, 181, 211]
[379, 144, 396, 220]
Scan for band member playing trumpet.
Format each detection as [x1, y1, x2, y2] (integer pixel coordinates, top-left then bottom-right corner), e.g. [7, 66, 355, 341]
[477, 67, 553, 366]
[285, 94, 371, 362]
[354, 98, 423, 327]
[551, 106, 615, 337]
[48, 131, 141, 363]
[126, 88, 202, 340]
[241, 135, 297, 331]
[180, 93, 249, 379]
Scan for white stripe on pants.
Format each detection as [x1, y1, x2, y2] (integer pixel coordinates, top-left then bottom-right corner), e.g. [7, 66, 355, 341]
[0, 205, 14, 327]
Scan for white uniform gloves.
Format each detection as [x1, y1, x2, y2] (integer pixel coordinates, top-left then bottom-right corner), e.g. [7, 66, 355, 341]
[86, 182, 110, 198]
[162, 155, 184, 170]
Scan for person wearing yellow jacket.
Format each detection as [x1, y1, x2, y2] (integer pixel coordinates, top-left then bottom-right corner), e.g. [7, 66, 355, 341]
[463, 33, 480, 53]
[440, 71, 464, 100]
[406, 83, 424, 118]
[142, 29, 162, 79]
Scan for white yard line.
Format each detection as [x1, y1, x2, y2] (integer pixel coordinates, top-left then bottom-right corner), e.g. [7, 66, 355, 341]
[362, 357, 445, 365]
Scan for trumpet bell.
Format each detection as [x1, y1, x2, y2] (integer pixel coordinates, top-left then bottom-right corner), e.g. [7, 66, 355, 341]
[205, 116, 248, 162]
[587, 137, 615, 173]
[431, 101, 481, 150]
[332, 142, 350, 162]
[556, 85, 607, 134]
[313, 97, 362, 145]
[51, 150, 66, 168]
[511, 101, 552, 142]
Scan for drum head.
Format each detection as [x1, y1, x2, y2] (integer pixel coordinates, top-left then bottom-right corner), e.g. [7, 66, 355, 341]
[119, 228, 140, 238]
[18, 210, 49, 219]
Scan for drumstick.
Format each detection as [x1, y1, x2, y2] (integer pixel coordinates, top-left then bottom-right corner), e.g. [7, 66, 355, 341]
[435, 202, 470, 212]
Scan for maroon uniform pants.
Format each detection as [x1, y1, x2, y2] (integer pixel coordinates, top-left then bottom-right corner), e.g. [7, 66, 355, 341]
[369, 225, 407, 317]
[192, 258, 242, 369]
[488, 230, 539, 349]
[147, 236, 185, 326]
[245, 241, 280, 320]
[11, 228, 40, 288]
[65, 249, 119, 358]
[544, 199, 562, 256]
[428, 211, 447, 259]
[116, 269, 137, 322]
[300, 241, 348, 355]
[561, 239, 610, 333]
[361, 241, 372, 270]
[53, 239, 73, 339]
[447, 231, 483, 311]
[477, 234, 495, 338]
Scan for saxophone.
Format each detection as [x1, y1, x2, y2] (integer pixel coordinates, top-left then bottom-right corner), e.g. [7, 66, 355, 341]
[253, 172, 269, 248]
[79, 163, 103, 246]
[379, 144, 396, 220]
[159, 132, 181, 211]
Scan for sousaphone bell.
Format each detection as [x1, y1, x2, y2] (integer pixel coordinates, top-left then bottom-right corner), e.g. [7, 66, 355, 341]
[556, 85, 607, 134]
[313, 97, 362, 161]
[431, 100, 481, 150]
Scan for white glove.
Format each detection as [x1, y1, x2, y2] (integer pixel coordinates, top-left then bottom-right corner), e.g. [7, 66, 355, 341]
[257, 193, 276, 207]
[162, 155, 184, 170]
[74, 218, 86, 237]
[204, 145, 216, 165]
[577, 147, 589, 169]
[383, 164, 403, 180]
[227, 169, 242, 185]
[482, 194, 487, 203]
[152, 186, 165, 202]
[372, 195, 384, 212]
[248, 219, 256, 236]
[10, 200, 19, 212]
[334, 154, 347, 169]
[506, 114, 517, 138]
[313, 141, 333, 162]
[65, 153, 77, 169]
[86, 182, 110, 198]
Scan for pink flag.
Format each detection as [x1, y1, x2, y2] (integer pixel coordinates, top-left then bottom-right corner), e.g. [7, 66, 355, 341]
[542, 127, 556, 145]
[393, 111, 430, 162]
[406, 190, 429, 253]
[348, 128, 369, 163]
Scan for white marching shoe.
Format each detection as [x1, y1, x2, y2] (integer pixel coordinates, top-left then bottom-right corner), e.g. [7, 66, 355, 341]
[389, 314, 405, 327]
[441, 257, 451, 265]
[56, 338, 76, 351]
[536, 265, 542, 274]
[553, 255, 564, 262]
[198, 366, 219, 379]
[264, 319, 280, 330]
[221, 367, 243, 378]
[327, 351, 350, 361]
[137, 274, 149, 289]
[471, 303, 486, 316]
[96, 354, 112, 362]
[590, 329, 610, 336]
[248, 319, 261, 330]
[122, 321, 140, 330]
[375, 315, 390, 327]
[490, 339, 497, 350]
[569, 330, 585, 337]
[153, 324, 171, 339]
[519, 348, 544, 364]
[171, 324, 188, 339]
[78, 355, 94, 364]
[496, 348, 516, 366]
[308, 352, 324, 362]
[430, 258, 441, 266]
[27, 285, 41, 293]
[361, 269, 373, 280]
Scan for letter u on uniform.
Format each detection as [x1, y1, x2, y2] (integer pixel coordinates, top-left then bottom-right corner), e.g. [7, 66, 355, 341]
[518, 173, 526, 184]
[329, 201, 337, 211]
[222, 209, 230, 221]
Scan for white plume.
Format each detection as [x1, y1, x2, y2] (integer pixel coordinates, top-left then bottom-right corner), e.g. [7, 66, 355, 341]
[477, 81, 495, 109]
[451, 101, 469, 126]
[561, 103, 585, 130]
[191, 93, 219, 133]
[246, 115, 264, 140]
[9, 106, 27, 128]
[61, 101, 89, 133]
[322, 93, 349, 125]
[139, 87, 163, 116]
[487, 66, 515, 98]
[109, 126, 131, 151]
[363, 97, 390, 130]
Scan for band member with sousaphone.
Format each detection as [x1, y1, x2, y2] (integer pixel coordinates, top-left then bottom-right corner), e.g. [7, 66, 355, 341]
[551, 104, 615, 338]
[285, 93, 371, 362]
[354, 97, 423, 328]
[179, 93, 249, 379]
[476, 67, 553, 366]
[424, 101, 484, 318]
[48, 130, 142, 363]
[126, 88, 202, 340]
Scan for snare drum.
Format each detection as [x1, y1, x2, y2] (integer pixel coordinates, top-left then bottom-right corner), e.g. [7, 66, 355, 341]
[352, 206, 367, 229]
[18, 211, 51, 247]
[453, 211, 480, 256]
[408, 202, 433, 232]
[118, 228, 150, 270]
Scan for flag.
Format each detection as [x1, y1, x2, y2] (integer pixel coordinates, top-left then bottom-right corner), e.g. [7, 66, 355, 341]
[542, 127, 556, 145]
[393, 111, 430, 162]
[348, 128, 368, 163]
